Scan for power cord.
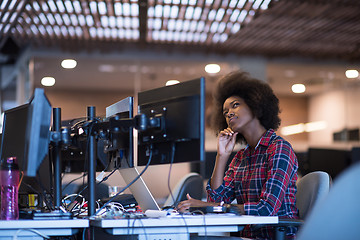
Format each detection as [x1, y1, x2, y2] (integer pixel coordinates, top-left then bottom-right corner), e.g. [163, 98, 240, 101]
[62, 172, 87, 193]
[13, 229, 50, 240]
[166, 142, 176, 206]
[92, 145, 153, 217]
[189, 209, 208, 238]
[167, 142, 190, 236]
[131, 217, 148, 240]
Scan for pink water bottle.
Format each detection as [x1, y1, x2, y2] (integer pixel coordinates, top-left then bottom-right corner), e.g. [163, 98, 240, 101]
[1, 157, 20, 220]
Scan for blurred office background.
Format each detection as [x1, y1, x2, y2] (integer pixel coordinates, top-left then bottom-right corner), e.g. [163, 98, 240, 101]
[1, 0, 360, 203]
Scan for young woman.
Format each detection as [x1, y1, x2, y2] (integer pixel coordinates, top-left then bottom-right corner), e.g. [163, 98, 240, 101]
[177, 71, 299, 239]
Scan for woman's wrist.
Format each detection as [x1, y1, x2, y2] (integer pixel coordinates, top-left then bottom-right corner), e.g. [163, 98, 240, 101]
[224, 203, 231, 208]
[216, 152, 231, 160]
[217, 202, 244, 215]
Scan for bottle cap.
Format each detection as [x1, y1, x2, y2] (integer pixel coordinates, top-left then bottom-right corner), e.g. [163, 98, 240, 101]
[7, 157, 16, 164]
[0, 157, 19, 170]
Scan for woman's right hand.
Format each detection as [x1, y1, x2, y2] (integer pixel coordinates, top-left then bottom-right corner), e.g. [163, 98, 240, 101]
[217, 128, 238, 158]
[176, 194, 215, 213]
[210, 128, 238, 190]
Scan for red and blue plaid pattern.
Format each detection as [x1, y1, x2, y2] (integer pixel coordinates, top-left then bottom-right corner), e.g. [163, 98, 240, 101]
[207, 129, 299, 239]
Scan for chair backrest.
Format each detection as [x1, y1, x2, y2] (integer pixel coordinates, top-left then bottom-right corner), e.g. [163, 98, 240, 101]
[78, 182, 110, 200]
[296, 171, 332, 220]
[297, 162, 360, 240]
[163, 172, 203, 208]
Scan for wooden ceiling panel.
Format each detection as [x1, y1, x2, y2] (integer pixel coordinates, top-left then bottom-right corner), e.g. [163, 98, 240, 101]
[0, 0, 359, 61]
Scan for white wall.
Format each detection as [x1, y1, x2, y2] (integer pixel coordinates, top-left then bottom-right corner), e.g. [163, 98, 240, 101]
[308, 86, 360, 148]
[308, 90, 346, 146]
[345, 86, 360, 128]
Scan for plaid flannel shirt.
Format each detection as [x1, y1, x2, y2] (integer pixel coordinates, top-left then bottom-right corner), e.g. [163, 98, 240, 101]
[207, 129, 299, 239]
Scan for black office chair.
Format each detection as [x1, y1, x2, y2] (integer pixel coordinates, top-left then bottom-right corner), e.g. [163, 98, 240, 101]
[80, 182, 110, 201]
[163, 172, 204, 208]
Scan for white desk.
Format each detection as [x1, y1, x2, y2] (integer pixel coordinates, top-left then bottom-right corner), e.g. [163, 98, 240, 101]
[92, 214, 278, 240]
[0, 219, 89, 240]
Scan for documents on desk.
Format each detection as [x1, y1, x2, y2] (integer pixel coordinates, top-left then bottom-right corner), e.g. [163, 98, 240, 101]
[144, 209, 179, 217]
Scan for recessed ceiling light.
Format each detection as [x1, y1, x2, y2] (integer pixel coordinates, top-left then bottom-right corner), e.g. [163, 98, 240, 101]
[284, 70, 295, 78]
[205, 63, 220, 74]
[61, 59, 77, 69]
[173, 67, 182, 74]
[128, 65, 138, 73]
[166, 80, 180, 86]
[99, 64, 115, 72]
[141, 66, 150, 73]
[292, 83, 306, 93]
[281, 123, 305, 136]
[280, 121, 327, 136]
[304, 121, 327, 132]
[41, 77, 56, 87]
[345, 69, 359, 79]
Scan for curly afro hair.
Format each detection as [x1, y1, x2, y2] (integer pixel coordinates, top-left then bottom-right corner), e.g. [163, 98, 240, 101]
[211, 71, 281, 144]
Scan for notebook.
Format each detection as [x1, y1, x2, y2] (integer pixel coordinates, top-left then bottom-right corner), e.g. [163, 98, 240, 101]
[118, 167, 161, 212]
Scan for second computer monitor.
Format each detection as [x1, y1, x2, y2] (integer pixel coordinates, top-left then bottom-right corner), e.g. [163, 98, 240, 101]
[137, 78, 205, 166]
[0, 88, 52, 177]
[106, 96, 134, 169]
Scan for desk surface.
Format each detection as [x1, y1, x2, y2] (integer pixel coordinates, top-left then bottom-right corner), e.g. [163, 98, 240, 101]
[0, 219, 88, 240]
[0, 219, 89, 229]
[92, 214, 278, 237]
[0, 215, 278, 239]
[93, 214, 278, 228]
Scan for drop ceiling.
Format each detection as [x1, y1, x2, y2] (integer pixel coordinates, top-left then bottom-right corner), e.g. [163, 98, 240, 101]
[1, 0, 360, 96]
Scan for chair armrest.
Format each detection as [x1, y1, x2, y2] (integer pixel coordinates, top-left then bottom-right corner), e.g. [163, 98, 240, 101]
[274, 218, 304, 240]
[251, 217, 303, 240]
[277, 217, 304, 227]
[251, 217, 303, 229]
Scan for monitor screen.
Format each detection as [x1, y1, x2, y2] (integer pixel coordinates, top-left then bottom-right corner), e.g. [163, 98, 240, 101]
[307, 148, 351, 179]
[1, 104, 28, 168]
[137, 78, 205, 166]
[0, 88, 52, 177]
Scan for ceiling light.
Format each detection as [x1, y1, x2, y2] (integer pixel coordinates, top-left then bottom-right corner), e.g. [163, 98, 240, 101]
[261, 0, 272, 10]
[284, 70, 295, 78]
[41, 77, 55, 87]
[281, 121, 327, 136]
[345, 69, 359, 79]
[166, 80, 180, 86]
[304, 121, 327, 132]
[61, 59, 77, 69]
[291, 83, 306, 94]
[281, 123, 305, 136]
[205, 63, 221, 74]
[173, 67, 182, 74]
[98, 64, 114, 72]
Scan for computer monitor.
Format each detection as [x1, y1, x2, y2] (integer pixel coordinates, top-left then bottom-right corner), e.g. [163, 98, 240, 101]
[60, 116, 110, 173]
[137, 78, 205, 166]
[105, 96, 134, 169]
[60, 97, 134, 173]
[307, 148, 351, 179]
[0, 88, 52, 177]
